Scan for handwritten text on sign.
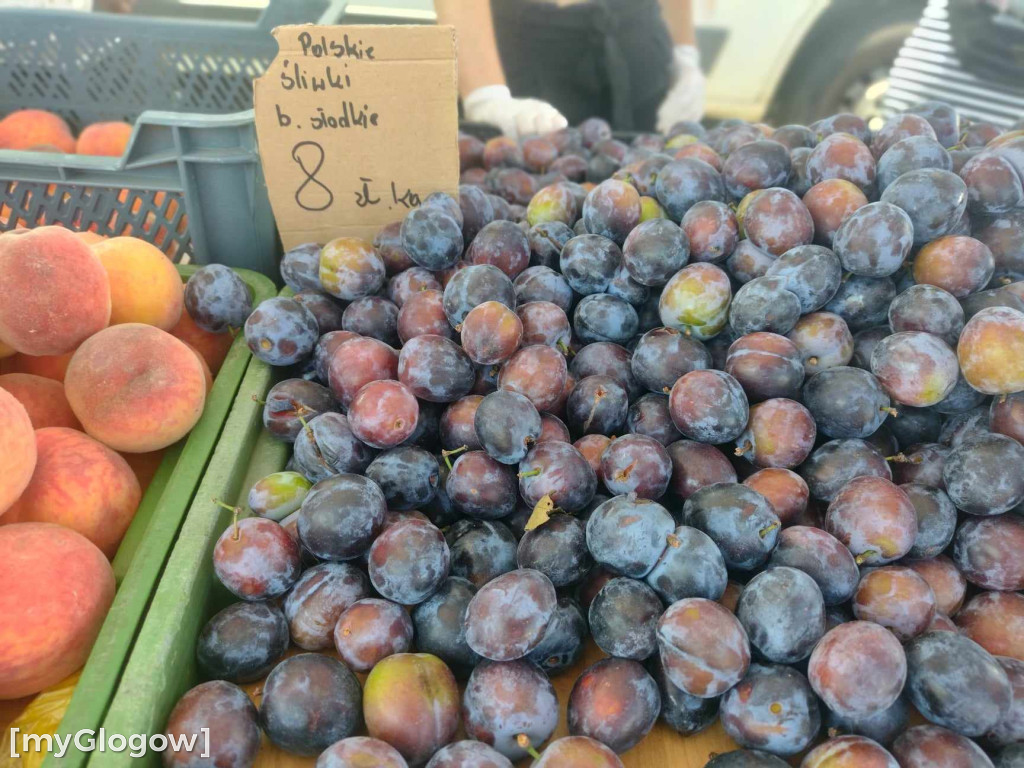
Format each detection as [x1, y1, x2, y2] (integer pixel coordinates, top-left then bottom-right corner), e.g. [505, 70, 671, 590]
[254, 25, 459, 249]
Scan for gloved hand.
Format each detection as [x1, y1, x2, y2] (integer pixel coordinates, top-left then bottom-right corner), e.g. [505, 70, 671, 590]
[463, 85, 568, 139]
[656, 44, 706, 134]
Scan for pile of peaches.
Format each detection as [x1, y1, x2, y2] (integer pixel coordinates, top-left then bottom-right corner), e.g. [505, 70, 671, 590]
[0, 226, 234, 703]
[0, 108, 132, 156]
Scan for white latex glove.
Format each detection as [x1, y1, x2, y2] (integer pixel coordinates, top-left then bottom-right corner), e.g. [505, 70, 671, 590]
[463, 85, 568, 139]
[656, 45, 706, 134]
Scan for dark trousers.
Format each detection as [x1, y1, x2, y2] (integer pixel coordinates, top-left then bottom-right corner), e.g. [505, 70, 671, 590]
[491, 0, 674, 132]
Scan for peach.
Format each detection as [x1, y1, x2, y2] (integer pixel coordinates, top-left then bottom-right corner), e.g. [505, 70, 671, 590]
[0, 351, 74, 382]
[0, 373, 80, 430]
[119, 449, 165, 494]
[170, 308, 234, 376]
[64, 324, 206, 452]
[73, 231, 107, 246]
[0, 387, 36, 517]
[0, 109, 75, 153]
[0, 227, 111, 356]
[91, 237, 183, 330]
[183, 342, 214, 392]
[7, 428, 140, 558]
[0, 523, 115, 699]
[75, 122, 132, 157]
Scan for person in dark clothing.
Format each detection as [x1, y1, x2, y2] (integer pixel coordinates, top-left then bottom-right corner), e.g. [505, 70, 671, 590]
[435, 0, 704, 136]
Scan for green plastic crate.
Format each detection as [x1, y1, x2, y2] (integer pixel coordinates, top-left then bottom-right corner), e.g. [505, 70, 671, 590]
[92, 328, 287, 767]
[0, 1, 347, 275]
[33, 265, 275, 768]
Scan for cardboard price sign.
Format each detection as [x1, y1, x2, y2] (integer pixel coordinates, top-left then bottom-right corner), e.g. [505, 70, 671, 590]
[254, 25, 459, 249]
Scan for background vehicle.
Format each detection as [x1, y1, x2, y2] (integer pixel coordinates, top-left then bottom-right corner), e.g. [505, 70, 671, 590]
[132, 0, 927, 126]
[695, 0, 925, 126]
[885, 0, 1024, 126]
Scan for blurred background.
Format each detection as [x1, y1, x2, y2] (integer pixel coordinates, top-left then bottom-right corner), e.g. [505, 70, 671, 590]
[112, 0, 1024, 128]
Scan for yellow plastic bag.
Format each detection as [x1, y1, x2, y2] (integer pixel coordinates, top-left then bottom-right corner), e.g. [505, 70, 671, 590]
[0, 673, 80, 768]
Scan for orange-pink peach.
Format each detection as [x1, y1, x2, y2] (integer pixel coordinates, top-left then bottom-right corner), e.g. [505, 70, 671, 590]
[64, 324, 206, 452]
[118, 449, 166, 495]
[6, 428, 140, 558]
[0, 523, 115, 699]
[75, 121, 132, 157]
[0, 386, 36, 517]
[0, 109, 75, 153]
[0, 226, 111, 355]
[170, 309, 234, 376]
[0, 351, 74, 382]
[92, 237, 183, 330]
[0, 373, 81, 430]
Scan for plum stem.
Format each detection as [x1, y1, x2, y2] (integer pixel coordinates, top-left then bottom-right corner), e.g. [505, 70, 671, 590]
[880, 406, 899, 417]
[251, 394, 267, 405]
[806, 356, 819, 366]
[518, 468, 542, 478]
[557, 340, 575, 357]
[213, 498, 243, 540]
[734, 440, 752, 456]
[441, 445, 468, 469]
[759, 521, 780, 539]
[516, 734, 541, 761]
[855, 549, 878, 565]
[667, 533, 682, 548]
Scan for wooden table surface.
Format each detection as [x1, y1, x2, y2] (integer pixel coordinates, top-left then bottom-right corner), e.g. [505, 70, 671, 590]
[242, 641, 742, 768]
